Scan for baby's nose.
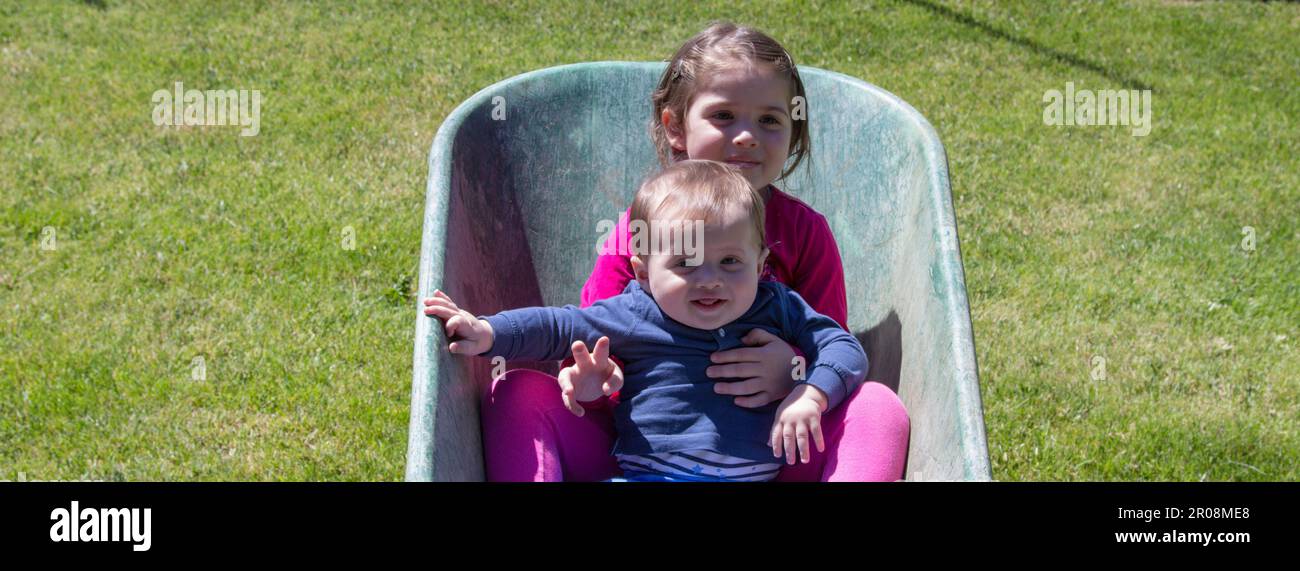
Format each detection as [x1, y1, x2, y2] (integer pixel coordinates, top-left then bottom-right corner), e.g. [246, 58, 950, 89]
[694, 268, 723, 288]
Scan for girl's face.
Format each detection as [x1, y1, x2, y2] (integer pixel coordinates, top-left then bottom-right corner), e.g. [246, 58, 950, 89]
[663, 63, 795, 191]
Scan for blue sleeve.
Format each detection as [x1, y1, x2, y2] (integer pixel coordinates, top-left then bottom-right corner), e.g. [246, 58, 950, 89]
[782, 288, 868, 411]
[477, 295, 638, 362]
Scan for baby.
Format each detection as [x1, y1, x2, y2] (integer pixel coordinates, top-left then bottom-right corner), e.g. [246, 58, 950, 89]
[423, 160, 867, 481]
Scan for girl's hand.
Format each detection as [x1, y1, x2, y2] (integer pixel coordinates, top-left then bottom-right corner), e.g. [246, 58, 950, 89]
[556, 336, 623, 417]
[422, 290, 494, 355]
[769, 384, 829, 465]
[707, 329, 798, 408]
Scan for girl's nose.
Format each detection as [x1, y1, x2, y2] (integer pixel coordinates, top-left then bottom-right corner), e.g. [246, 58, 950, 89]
[732, 124, 758, 148]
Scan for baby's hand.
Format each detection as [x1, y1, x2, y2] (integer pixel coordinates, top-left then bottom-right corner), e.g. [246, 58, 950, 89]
[422, 289, 494, 355]
[769, 384, 829, 465]
[556, 336, 623, 417]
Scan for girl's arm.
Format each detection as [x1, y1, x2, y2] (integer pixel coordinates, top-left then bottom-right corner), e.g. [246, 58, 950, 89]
[790, 209, 849, 331]
[580, 208, 636, 309]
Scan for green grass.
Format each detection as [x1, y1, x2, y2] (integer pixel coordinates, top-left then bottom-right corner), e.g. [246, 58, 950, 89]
[1, 0, 1295, 480]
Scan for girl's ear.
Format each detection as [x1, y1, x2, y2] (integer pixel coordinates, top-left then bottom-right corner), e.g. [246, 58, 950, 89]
[661, 109, 686, 151]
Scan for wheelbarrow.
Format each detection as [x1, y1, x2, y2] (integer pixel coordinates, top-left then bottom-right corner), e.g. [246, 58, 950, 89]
[406, 62, 991, 482]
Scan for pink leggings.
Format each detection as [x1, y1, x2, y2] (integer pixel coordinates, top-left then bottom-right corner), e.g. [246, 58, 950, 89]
[480, 369, 911, 482]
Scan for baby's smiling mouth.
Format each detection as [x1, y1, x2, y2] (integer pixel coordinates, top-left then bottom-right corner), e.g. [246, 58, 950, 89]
[691, 297, 727, 310]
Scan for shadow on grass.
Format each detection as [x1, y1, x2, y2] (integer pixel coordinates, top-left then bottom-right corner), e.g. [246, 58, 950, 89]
[898, 0, 1155, 92]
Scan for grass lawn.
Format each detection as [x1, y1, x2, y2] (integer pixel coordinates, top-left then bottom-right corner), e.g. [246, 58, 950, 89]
[1, 0, 1295, 481]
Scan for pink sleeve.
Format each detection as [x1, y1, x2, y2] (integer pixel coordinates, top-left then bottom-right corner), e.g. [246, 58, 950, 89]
[580, 208, 636, 309]
[791, 211, 849, 331]
[574, 209, 636, 409]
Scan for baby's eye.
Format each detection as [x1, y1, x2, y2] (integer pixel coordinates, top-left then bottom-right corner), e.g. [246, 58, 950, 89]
[761, 115, 782, 125]
[721, 256, 741, 265]
[711, 111, 734, 121]
[674, 258, 694, 268]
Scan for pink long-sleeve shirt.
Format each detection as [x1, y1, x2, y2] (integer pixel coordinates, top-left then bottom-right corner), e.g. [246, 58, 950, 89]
[580, 186, 848, 330]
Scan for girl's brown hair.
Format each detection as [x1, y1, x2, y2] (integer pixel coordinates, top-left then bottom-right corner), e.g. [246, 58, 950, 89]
[650, 21, 811, 182]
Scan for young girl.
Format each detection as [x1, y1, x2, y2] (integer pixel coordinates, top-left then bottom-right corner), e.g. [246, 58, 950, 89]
[479, 21, 911, 482]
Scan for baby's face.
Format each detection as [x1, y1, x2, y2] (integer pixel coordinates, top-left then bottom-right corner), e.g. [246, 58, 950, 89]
[632, 205, 768, 330]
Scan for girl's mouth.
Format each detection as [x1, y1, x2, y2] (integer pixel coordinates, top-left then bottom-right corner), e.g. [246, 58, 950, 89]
[726, 160, 761, 170]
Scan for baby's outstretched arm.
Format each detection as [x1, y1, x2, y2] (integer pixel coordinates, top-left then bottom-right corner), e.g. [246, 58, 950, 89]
[422, 290, 495, 355]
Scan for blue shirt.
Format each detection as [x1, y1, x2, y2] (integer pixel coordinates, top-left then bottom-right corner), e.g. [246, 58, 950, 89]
[480, 281, 867, 463]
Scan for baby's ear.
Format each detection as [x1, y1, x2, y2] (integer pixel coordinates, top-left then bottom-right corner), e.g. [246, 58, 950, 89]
[630, 255, 651, 283]
[756, 247, 771, 275]
[661, 109, 686, 151]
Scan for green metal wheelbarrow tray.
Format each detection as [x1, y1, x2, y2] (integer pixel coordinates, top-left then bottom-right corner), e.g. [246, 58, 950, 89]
[406, 62, 990, 481]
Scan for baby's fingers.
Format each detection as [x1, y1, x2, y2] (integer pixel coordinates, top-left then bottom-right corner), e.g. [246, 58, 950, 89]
[422, 301, 457, 318]
[783, 425, 799, 465]
[445, 316, 473, 353]
[444, 314, 467, 337]
[571, 340, 593, 369]
[770, 422, 784, 459]
[591, 336, 610, 366]
[602, 361, 624, 396]
[812, 419, 825, 454]
[796, 423, 811, 464]
[557, 369, 585, 417]
[434, 290, 464, 311]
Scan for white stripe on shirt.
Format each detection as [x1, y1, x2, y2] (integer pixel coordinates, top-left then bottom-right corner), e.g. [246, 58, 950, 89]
[617, 450, 782, 482]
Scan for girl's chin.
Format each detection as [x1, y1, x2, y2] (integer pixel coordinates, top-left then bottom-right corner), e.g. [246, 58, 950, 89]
[741, 171, 773, 190]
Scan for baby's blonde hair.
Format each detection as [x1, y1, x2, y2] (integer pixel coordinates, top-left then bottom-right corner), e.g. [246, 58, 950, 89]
[630, 160, 766, 253]
[650, 21, 811, 181]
